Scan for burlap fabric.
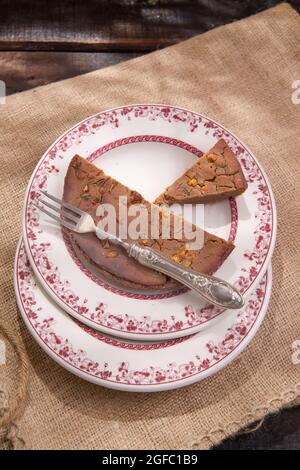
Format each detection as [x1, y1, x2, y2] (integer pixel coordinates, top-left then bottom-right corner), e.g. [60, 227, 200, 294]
[0, 3, 299, 450]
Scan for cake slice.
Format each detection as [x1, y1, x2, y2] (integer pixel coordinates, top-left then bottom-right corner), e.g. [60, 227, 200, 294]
[63, 155, 234, 291]
[155, 139, 247, 205]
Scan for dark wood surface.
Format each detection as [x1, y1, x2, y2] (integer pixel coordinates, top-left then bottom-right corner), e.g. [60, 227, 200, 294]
[214, 406, 300, 450]
[0, 0, 299, 450]
[0, 51, 140, 94]
[0, 0, 297, 52]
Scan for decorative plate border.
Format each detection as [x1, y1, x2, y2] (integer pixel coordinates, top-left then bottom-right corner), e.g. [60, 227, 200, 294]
[16, 240, 271, 390]
[23, 104, 276, 338]
[77, 321, 191, 350]
[88, 134, 203, 161]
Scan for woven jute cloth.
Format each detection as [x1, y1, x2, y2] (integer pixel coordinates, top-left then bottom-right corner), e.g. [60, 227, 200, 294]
[0, 3, 299, 450]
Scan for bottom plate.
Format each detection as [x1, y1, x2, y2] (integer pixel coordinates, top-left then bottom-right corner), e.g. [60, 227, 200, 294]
[14, 239, 272, 392]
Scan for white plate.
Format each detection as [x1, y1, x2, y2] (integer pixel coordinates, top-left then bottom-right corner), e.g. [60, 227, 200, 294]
[22, 104, 276, 340]
[15, 239, 272, 392]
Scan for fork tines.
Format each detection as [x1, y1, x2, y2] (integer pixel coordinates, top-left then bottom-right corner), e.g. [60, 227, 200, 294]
[33, 190, 82, 231]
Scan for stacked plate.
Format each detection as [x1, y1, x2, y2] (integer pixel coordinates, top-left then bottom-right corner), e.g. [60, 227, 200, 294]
[14, 104, 277, 392]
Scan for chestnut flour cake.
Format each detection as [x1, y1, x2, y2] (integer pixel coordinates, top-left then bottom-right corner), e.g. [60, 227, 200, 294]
[155, 139, 248, 205]
[63, 156, 234, 291]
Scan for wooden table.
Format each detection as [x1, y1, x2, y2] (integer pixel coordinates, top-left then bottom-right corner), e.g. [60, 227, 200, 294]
[1, 0, 299, 450]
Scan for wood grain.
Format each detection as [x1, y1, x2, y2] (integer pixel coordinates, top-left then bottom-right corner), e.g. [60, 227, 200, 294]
[0, 51, 140, 95]
[0, 0, 298, 52]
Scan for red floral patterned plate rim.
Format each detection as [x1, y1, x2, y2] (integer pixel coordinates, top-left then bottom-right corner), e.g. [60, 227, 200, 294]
[15, 239, 272, 392]
[22, 104, 277, 340]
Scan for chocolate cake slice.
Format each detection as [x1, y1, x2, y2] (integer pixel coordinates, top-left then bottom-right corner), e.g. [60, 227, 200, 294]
[63, 155, 234, 291]
[155, 139, 247, 205]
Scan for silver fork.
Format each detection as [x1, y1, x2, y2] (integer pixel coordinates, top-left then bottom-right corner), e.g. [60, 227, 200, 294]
[33, 190, 244, 310]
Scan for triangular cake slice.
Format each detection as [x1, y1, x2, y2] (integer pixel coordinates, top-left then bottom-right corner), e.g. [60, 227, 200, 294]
[155, 139, 247, 205]
[63, 155, 234, 291]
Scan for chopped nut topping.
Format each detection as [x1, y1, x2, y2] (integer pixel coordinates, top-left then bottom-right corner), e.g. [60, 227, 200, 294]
[188, 178, 198, 187]
[93, 178, 106, 188]
[108, 182, 117, 193]
[207, 153, 217, 162]
[182, 259, 192, 268]
[106, 250, 118, 258]
[171, 252, 184, 264]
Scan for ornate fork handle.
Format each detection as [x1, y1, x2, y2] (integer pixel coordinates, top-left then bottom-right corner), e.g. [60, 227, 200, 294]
[127, 244, 244, 310]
